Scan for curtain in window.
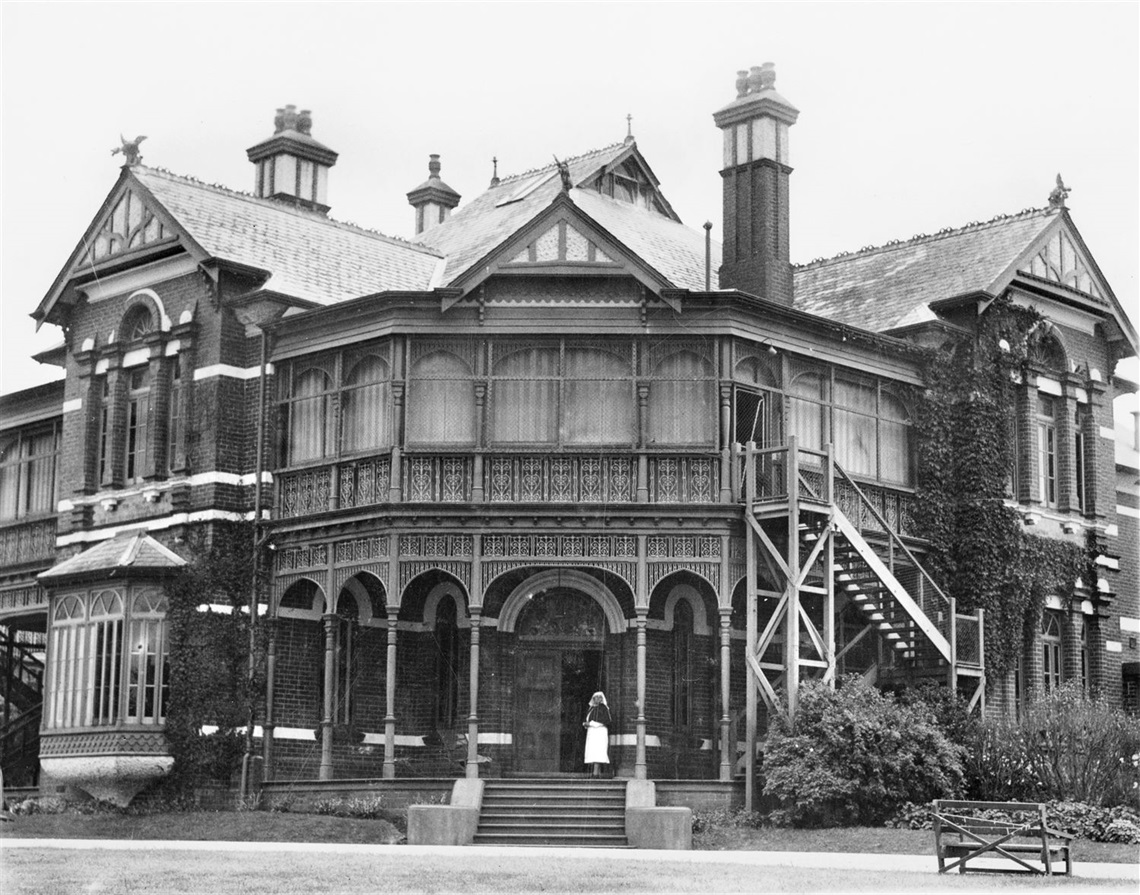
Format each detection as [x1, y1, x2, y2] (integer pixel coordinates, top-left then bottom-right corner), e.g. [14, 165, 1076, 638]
[0, 438, 17, 520]
[407, 351, 476, 445]
[834, 378, 877, 477]
[492, 347, 558, 444]
[340, 355, 391, 454]
[648, 351, 715, 445]
[289, 368, 334, 463]
[564, 347, 633, 445]
[24, 430, 58, 514]
[879, 393, 913, 486]
[788, 372, 826, 451]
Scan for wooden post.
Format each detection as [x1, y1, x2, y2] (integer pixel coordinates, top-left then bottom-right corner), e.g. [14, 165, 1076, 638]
[824, 443, 836, 687]
[635, 609, 648, 780]
[384, 607, 398, 778]
[744, 441, 757, 812]
[466, 608, 482, 778]
[261, 616, 277, 777]
[949, 596, 958, 694]
[786, 436, 800, 718]
[719, 607, 732, 781]
[319, 613, 336, 781]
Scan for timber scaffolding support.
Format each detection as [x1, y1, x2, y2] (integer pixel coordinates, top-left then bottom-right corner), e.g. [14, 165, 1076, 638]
[736, 438, 985, 812]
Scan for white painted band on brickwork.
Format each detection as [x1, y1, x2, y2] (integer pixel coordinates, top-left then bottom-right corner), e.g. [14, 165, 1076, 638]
[193, 363, 275, 382]
[1105, 641, 1123, 653]
[1045, 595, 1065, 611]
[122, 347, 150, 368]
[1037, 377, 1062, 397]
[1096, 555, 1120, 570]
[610, 734, 662, 747]
[165, 340, 181, 356]
[94, 358, 108, 375]
[1121, 617, 1140, 634]
[1106, 524, 1119, 537]
[1080, 600, 1094, 616]
[1101, 426, 1118, 440]
[188, 471, 274, 487]
[55, 508, 257, 546]
[477, 732, 512, 746]
[1117, 505, 1140, 519]
[362, 733, 425, 747]
[62, 398, 83, 414]
[57, 472, 273, 513]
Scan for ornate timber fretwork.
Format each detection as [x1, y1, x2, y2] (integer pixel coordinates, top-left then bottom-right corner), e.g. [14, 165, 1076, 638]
[338, 456, 391, 509]
[646, 534, 722, 591]
[279, 466, 332, 517]
[276, 543, 329, 573]
[728, 535, 747, 592]
[405, 455, 471, 503]
[39, 730, 170, 757]
[482, 532, 637, 593]
[0, 582, 49, 618]
[398, 533, 474, 593]
[488, 454, 634, 503]
[83, 185, 173, 266]
[0, 519, 56, 566]
[331, 535, 389, 593]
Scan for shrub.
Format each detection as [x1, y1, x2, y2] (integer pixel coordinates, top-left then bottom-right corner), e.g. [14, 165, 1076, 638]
[887, 799, 1140, 844]
[965, 683, 1140, 808]
[762, 677, 966, 827]
[691, 807, 764, 834]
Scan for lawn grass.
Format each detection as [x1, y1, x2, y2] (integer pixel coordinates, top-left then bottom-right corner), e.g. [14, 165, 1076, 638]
[3, 847, 1136, 895]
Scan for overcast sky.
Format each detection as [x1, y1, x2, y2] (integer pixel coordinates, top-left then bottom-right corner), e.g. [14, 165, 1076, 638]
[2, 1, 1137, 396]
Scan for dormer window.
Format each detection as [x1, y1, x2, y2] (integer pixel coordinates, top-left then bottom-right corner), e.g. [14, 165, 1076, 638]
[592, 160, 670, 216]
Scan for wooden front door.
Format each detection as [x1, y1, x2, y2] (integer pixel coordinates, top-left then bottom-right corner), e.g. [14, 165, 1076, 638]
[515, 650, 561, 772]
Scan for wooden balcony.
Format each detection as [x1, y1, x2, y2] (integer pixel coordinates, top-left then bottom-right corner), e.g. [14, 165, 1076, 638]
[0, 516, 57, 568]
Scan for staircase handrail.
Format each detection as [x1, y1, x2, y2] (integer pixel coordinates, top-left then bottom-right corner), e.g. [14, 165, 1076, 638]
[0, 630, 45, 675]
[832, 462, 953, 614]
[0, 702, 41, 750]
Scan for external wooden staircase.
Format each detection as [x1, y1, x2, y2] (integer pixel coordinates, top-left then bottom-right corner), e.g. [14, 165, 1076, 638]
[473, 778, 629, 847]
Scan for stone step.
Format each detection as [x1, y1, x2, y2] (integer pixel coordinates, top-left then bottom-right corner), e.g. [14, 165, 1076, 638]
[472, 832, 630, 847]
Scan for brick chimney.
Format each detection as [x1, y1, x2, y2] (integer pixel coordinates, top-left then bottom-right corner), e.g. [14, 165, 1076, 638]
[247, 105, 338, 214]
[713, 63, 799, 304]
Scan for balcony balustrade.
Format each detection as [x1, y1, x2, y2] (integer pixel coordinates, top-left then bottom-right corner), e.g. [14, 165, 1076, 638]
[0, 517, 57, 567]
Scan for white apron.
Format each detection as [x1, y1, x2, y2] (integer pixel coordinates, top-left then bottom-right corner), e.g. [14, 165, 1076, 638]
[584, 722, 609, 764]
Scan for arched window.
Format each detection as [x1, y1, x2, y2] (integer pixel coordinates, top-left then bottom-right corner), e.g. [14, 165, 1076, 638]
[340, 353, 391, 454]
[648, 350, 715, 445]
[434, 595, 460, 726]
[788, 370, 827, 451]
[121, 305, 154, 343]
[287, 365, 335, 464]
[672, 599, 694, 728]
[492, 345, 559, 444]
[407, 350, 477, 445]
[733, 355, 782, 447]
[1042, 610, 1063, 692]
[564, 346, 634, 445]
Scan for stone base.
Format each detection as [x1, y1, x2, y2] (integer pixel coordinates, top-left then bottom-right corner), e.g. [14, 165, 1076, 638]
[40, 755, 174, 807]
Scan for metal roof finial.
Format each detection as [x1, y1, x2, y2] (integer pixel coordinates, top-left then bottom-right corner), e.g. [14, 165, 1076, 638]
[111, 134, 147, 166]
[1048, 173, 1071, 209]
[625, 113, 635, 145]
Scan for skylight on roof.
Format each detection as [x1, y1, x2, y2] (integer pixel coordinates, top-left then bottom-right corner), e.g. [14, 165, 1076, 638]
[496, 170, 559, 207]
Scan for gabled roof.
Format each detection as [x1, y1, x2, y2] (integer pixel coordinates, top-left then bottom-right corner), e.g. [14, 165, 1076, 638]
[131, 168, 443, 304]
[793, 208, 1060, 332]
[413, 141, 711, 291]
[35, 166, 444, 324]
[39, 532, 186, 583]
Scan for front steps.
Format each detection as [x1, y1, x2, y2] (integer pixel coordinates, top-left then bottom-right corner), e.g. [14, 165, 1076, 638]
[473, 778, 629, 847]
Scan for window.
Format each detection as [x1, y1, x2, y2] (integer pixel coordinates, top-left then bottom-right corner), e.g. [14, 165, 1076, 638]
[1074, 407, 1089, 514]
[406, 348, 476, 446]
[788, 370, 827, 451]
[284, 362, 335, 464]
[122, 306, 154, 342]
[492, 345, 559, 444]
[168, 356, 183, 474]
[672, 599, 694, 728]
[564, 346, 635, 445]
[1037, 396, 1057, 507]
[0, 423, 59, 521]
[46, 587, 168, 729]
[340, 352, 391, 454]
[124, 367, 150, 482]
[434, 595, 460, 726]
[97, 377, 111, 484]
[1042, 610, 1063, 692]
[733, 354, 782, 447]
[647, 350, 715, 446]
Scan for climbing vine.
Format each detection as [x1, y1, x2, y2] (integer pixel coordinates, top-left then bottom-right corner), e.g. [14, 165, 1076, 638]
[913, 295, 1089, 678]
[163, 520, 265, 793]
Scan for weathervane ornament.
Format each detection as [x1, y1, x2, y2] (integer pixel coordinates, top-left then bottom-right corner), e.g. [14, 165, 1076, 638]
[1048, 173, 1071, 209]
[112, 134, 147, 167]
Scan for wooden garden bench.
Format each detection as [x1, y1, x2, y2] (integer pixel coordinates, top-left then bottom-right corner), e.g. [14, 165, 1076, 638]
[933, 799, 1073, 875]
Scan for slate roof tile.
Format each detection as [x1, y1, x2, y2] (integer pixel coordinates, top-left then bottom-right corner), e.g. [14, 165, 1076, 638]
[132, 167, 442, 305]
[793, 208, 1059, 332]
[40, 532, 186, 581]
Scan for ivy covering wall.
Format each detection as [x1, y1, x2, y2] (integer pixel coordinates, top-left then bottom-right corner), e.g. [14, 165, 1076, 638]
[912, 296, 1089, 679]
[164, 521, 264, 792]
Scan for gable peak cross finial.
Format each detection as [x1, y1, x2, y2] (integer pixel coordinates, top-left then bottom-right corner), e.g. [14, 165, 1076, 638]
[1048, 173, 1071, 209]
[490, 156, 500, 188]
[111, 134, 147, 167]
[625, 113, 635, 145]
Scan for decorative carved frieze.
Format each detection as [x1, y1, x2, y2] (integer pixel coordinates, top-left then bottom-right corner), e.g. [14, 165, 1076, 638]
[39, 730, 171, 757]
[333, 536, 388, 564]
[398, 534, 472, 558]
[276, 543, 329, 572]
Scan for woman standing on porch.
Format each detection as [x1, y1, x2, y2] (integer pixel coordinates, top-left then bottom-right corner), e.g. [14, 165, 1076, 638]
[583, 691, 611, 777]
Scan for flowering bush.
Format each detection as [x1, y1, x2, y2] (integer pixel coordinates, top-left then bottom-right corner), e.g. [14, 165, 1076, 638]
[761, 678, 966, 827]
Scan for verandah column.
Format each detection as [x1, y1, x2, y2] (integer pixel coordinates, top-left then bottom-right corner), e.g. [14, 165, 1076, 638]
[319, 613, 336, 781]
[635, 609, 648, 780]
[383, 606, 398, 778]
[718, 606, 732, 781]
[466, 608, 482, 778]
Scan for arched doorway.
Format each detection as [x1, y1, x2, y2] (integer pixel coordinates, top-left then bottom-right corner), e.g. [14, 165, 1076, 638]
[500, 572, 622, 773]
